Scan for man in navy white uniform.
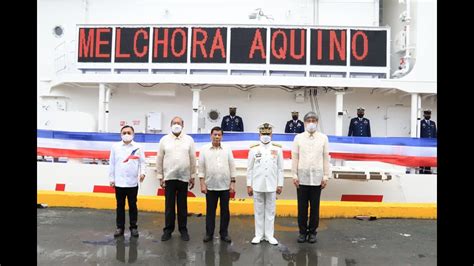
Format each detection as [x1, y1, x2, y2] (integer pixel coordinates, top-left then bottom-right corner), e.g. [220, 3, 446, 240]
[247, 123, 284, 245]
[419, 109, 437, 174]
[109, 125, 146, 238]
[285, 111, 305, 133]
[348, 107, 371, 137]
[221, 106, 244, 132]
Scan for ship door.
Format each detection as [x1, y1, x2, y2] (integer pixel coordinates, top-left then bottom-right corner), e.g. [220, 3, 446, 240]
[385, 105, 410, 137]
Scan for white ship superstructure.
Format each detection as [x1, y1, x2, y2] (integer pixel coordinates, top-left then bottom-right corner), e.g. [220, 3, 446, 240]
[37, 0, 437, 203]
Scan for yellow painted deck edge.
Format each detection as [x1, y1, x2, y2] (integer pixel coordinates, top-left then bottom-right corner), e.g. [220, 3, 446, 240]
[37, 191, 436, 219]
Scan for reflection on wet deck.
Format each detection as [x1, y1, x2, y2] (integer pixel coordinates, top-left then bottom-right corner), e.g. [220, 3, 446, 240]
[38, 208, 436, 265]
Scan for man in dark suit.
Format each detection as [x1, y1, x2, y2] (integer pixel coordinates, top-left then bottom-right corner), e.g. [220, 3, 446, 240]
[419, 109, 437, 174]
[285, 111, 305, 133]
[221, 106, 244, 132]
[348, 107, 371, 137]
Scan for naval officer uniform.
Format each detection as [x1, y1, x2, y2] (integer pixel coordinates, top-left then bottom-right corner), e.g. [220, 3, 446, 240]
[247, 123, 284, 245]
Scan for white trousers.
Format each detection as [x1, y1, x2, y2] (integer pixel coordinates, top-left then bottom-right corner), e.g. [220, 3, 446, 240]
[253, 191, 276, 239]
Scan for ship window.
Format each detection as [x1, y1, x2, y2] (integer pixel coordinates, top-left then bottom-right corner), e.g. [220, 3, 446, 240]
[208, 110, 220, 122]
[53, 25, 64, 37]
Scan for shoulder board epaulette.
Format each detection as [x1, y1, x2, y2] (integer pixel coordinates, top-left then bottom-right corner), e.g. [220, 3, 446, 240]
[272, 143, 282, 148]
[250, 143, 260, 148]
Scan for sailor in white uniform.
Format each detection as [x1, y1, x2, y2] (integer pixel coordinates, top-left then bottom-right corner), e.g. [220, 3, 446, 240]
[247, 123, 284, 245]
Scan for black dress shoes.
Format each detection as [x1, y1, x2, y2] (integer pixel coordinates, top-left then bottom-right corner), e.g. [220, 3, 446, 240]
[203, 235, 213, 242]
[297, 234, 306, 243]
[161, 232, 172, 241]
[130, 228, 139, 238]
[181, 232, 190, 241]
[308, 233, 317, 243]
[114, 228, 124, 238]
[220, 236, 232, 243]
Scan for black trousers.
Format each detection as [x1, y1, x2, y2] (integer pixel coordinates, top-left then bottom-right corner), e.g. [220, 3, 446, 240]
[205, 240, 235, 266]
[115, 186, 138, 230]
[116, 236, 137, 263]
[205, 190, 230, 237]
[163, 180, 188, 234]
[297, 185, 322, 235]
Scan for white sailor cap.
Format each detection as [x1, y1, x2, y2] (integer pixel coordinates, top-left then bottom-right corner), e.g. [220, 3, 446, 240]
[258, 123, 273, 134]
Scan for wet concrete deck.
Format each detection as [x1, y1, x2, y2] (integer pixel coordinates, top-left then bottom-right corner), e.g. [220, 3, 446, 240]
[38, 208, 436, 265]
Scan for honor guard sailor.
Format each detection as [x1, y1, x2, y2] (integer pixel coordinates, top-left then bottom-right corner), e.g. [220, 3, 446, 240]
[221, 106, 244, 132]
[419, 109, 437, 174]
[285, 111, 305, 133]
[348, 107, 371, 137]
[420, 109, 437, 139]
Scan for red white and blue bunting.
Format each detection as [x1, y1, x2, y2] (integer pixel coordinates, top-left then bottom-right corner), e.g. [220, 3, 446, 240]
[37, 130, 437, 167]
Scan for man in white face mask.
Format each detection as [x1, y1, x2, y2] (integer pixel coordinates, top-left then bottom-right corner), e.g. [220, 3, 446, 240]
[156, 117, 197, 242]
[247, 123, 284, 245]
[109, 125, 146, 238]
[292, 111, 330, 244]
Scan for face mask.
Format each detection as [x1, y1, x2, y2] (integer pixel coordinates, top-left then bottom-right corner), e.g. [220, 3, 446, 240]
[306, 123, 317, 133]
[260, 135, 271, 144]
[292, 115, 298, 120]
[230, 111, 236, 116]
[121, 134, 133, 142]
[424, 116, 431, 120]
[357, 113, 364, 118]
[171, 124, 182, 134]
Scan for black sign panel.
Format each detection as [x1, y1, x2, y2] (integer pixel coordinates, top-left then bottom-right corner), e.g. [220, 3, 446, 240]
[77, 26, 388, 67]
[191, 27, 227, 63]
[114, 27, 150, 63]
[270, 28, 306, 65]
[77, 27, 112, 62]
[230, 28, 267, 64]
[310, 29, 346, 66]
[152, 27, 188, 63]
[350, 30, 386, 67]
